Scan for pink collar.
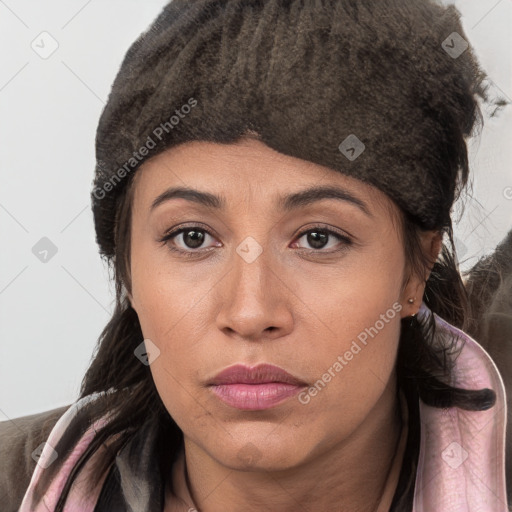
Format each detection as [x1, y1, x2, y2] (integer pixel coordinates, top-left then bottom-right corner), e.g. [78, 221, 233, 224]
[412, 302, 508, 511]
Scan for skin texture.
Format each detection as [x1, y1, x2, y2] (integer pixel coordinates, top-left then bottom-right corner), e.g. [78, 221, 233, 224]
[127, 137, 442, 512]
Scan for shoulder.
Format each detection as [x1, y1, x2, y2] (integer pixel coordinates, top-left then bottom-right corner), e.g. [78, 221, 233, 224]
[0, 404, 70, 511]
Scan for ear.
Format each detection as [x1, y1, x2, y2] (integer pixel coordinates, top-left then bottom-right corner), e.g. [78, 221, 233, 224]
[400, 230, 443, 318]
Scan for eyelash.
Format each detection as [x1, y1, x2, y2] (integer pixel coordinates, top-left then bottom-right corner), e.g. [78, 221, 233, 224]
[158, 223, 353, 259]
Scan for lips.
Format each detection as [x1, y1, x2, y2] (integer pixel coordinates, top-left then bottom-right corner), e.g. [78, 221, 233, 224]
[207, 363, 309, 410]
[207, 363, 308, 386]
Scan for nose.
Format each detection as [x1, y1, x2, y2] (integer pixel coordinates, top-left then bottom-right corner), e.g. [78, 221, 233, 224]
[214, 244, 294, 343]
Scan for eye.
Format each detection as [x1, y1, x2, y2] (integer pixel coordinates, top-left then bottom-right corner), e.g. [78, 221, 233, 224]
[159, 224, 220, 257]
[292, 225, 353, 253]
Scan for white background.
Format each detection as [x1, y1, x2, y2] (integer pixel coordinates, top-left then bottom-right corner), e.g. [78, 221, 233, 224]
[0, 0, 511, 420]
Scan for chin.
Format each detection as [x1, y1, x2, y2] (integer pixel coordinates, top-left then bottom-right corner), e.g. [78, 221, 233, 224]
[207, 434, 311, 472]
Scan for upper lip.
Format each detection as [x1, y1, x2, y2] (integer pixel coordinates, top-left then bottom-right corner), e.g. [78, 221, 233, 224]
[208, 363, 308, 386]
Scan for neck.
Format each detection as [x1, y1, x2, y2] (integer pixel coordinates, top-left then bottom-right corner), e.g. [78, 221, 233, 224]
[168, 378, 403, 512]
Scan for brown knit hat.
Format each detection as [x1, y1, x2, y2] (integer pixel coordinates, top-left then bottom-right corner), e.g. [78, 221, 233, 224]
[91, 0, 499, 260]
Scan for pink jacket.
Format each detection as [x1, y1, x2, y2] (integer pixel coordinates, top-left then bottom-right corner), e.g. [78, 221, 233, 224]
[17, 302, 509, 511]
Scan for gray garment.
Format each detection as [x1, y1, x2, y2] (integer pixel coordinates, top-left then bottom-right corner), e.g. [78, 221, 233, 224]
[0, 405, 69, 511]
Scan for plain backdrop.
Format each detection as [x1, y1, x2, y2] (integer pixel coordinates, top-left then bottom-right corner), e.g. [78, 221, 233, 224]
[0, 0, 511, 420]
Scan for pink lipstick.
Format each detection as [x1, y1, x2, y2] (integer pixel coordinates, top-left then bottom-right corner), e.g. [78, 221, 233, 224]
[207, 363, 308, 410]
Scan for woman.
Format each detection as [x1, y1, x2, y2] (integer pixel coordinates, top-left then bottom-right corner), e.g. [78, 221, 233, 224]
[1, 0, 510, 510]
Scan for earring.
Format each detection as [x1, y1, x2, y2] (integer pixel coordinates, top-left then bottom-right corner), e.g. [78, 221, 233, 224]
[407, 297, 417, 318]
[407, 297, 416, 318]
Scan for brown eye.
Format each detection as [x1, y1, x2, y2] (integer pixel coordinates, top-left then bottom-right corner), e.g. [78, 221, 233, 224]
[302, 230, 330, 250]
[161, 226, 218, 252]
[175, 228, 209, 249]
[293, 226, 352, 252]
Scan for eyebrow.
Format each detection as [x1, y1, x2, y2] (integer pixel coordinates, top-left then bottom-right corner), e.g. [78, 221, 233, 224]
[150, 185, 372, 217]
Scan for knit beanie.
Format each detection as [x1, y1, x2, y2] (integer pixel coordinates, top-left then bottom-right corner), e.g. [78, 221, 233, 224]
[91, 0, 493, 260]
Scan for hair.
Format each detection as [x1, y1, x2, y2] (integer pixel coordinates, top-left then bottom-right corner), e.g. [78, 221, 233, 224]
[30, 0, 508, 510]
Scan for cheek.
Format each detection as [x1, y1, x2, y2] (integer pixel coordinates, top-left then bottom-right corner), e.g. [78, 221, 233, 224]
[130, 264, 206, 387]
[293, 233, 404, 352]
[296, 292, 402, 404]
[292, 303, 402, 450]
[129, 239, 218, 418]
[131, 273, 209, 432]
[130, 230, 202, 339]
[289, 243, 404, 430]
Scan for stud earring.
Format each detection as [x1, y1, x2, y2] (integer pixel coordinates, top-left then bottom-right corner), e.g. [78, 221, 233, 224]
[407, 297, 417, 318]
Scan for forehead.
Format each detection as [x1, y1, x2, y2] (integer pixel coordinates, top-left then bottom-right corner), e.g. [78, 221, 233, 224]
[131, 137, 389, 210]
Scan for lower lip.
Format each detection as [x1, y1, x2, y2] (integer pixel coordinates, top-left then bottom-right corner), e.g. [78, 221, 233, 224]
[209, 383, 306, 410]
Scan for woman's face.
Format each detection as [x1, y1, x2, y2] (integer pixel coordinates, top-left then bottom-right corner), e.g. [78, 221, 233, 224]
[128, 136, 428, 471]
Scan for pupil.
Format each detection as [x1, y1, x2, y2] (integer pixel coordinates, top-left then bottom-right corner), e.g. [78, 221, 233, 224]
[184, 230, 204, 249]
[308, 231, 327, 249]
